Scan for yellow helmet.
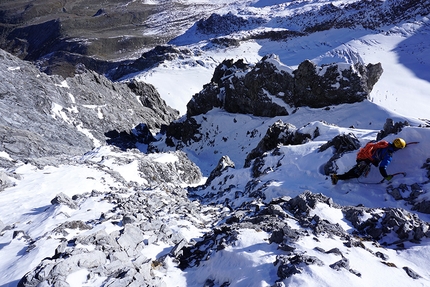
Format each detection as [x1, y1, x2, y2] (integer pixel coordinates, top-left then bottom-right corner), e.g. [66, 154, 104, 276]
[393, 138, 406, 149]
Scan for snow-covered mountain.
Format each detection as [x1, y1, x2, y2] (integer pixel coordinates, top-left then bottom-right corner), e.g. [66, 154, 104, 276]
[1, 0, 430, 287]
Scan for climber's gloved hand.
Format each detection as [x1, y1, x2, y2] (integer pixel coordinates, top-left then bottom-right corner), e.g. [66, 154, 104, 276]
[385, 175, 393, 181]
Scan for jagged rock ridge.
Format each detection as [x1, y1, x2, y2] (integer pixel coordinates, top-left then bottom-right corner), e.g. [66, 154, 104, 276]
[188, 55, 382, 117]
[163, 55, 382, 150]
[0, 48, 178, 168]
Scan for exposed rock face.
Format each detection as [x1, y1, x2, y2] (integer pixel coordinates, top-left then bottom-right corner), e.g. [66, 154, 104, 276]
[292, 60, 383, 108]
[196, 12, 265, 36]
[17, 148, 205, 287]
[299, 0, 430, 32]
[187, 56, 383, 117]
[0, 1, 169, 77]
[178, 191, 427, 282]
[127, 80, 180, 124]
[163, 117, 202, 148]
[205, 155, 235, 186]
[110, 46, 193, 81]
[319, 133, 361, 175]
[377, 118, 410, 141]
[188, 55, 290, 117]
[245, 120, 311, 169]
[343, 204, 430, 244]
[0, 49, 178, 168]
[166, 56, 381, 151]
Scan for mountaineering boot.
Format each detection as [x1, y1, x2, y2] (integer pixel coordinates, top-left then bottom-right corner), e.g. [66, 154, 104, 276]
[331, 174, 338, 185]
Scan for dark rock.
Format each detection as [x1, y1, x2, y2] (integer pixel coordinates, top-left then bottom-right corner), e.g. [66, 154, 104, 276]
[12, 230, 31, 241]
[319, 133, 361, 175]
[375, 251, 389, 260]
[52, 221, 92, 236]
[186, 55, 291, 117]
[319, 133, 361, 154]
[270, 229, 285, 244]
[387, 187, 403, 201]
[162, 117, 202, 147]
[292, 60, 382, 107]
[245, 120, 311, 168]
[170, 238, 187, 258]
[288, 191, 339, 216]
[413, 200, 430, 214]
[271, 225, 303, 244]
[330, 257, 350, 271]
[205, 155, 235, 186]
[278, 243, 296, 252]
[196, 12, 265, 35]
[277, 263, 301, 279]
[222, 55, 291, 117]
[4, 19, 63, 61]
[275, 253, 323, 280]
[127, 80, 179, 123]
[203, 279, 215, 287]
[403, 266, 422, 279]
[51, 193, 78, 209]
[345, 206, 430, 243]
[409, 183, 424, 200]
[376, 118, 409, 140]
[187, 56, 382, 118]
[112, 45, 192, 81]
[187, 84, 223, 117]
[312, 216, 347, 238]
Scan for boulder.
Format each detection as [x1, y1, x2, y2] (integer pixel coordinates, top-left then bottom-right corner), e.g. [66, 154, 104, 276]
[205, 155, 235, 186]
[245, 120, 311, 168]
[51, 193, 78, 209]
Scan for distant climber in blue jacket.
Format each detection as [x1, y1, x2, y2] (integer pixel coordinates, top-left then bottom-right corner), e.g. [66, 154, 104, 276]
[331, 138, 407, 184]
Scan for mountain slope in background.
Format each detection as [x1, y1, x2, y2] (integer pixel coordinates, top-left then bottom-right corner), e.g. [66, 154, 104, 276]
[1, 0, 430, 286]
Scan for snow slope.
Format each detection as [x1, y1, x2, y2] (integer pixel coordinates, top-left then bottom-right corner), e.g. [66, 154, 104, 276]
[3, 107, 430, 286]
[1, 0, 430, 286]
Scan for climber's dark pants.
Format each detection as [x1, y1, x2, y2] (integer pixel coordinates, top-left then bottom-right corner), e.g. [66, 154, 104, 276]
[337, 160, 370, 180]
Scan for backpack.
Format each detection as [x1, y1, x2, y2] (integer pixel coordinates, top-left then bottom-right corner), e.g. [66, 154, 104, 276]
[356, 140, 389, 161]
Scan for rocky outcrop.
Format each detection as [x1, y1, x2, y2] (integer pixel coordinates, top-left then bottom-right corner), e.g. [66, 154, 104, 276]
[343, 204, 430, 245]
[205, 155, 235, 186]
[300, 0, 430, 32]
[178, 191, 427, 283]
[166, 56, 381, 152]
[0, 1, 179, 77]
[319, 133, 361, 175]
[111, 46, 193, 81]
[377, 118, 410, 141]
[196, 12, 265, 36]
[0, 49, 178, 168]
[292, 60, 383, 108]
[17, 148, 204, 287]
[245, 120, 311, 170]
[187, 55, 383, 117]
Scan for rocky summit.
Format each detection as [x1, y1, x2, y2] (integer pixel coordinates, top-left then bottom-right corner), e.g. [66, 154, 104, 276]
[1, 0, 430, 287]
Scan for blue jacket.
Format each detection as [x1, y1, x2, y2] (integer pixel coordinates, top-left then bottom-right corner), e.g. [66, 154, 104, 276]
[371, 143, 398, 177]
